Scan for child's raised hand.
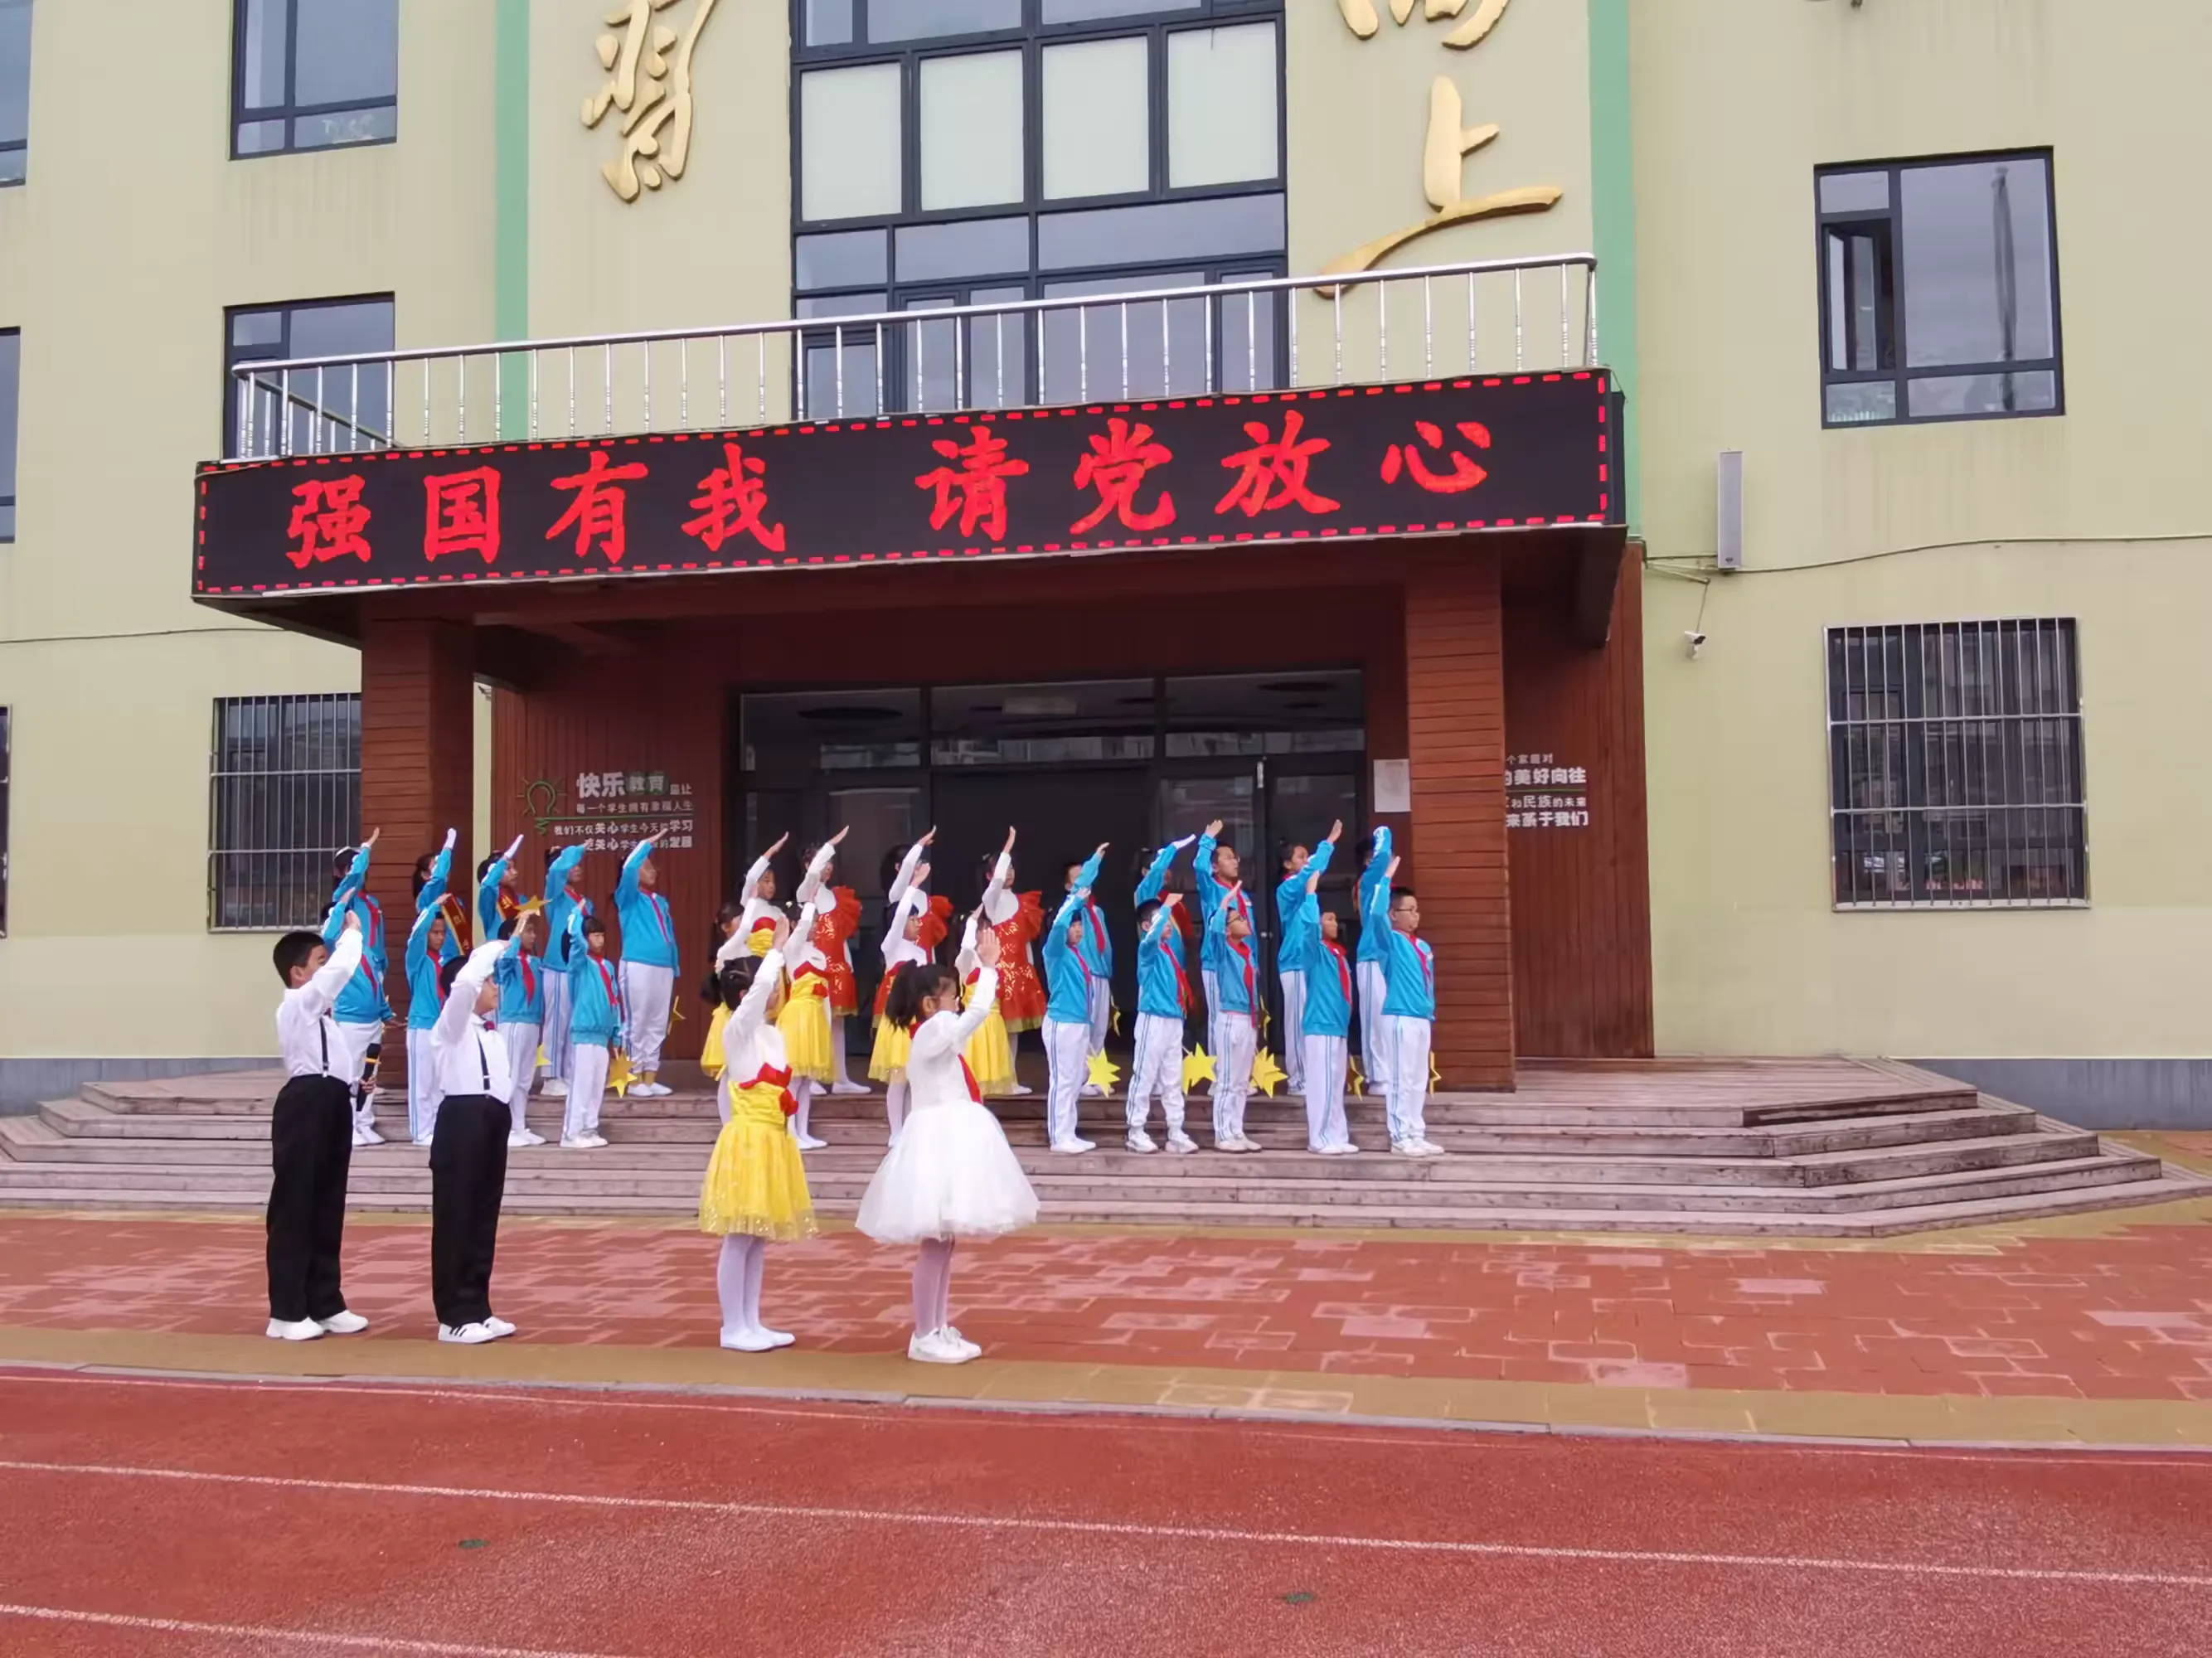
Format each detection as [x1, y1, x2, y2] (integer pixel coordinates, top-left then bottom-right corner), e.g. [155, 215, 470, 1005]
[342, 910, 362, 934]
[767, 831, 790, 857]
[921, 827, 937, 847]
[829, 825, 851, 846]
[504, 833, 525, 861]
[442, 827, 457, 851]
[914, 861, 931, 886]
[1002, 826, 1018, 855]
[976, 928, 1004, 968]
[364, 827, 381, 851]
[1327, 820, 1344, 844]
[1204, 819, 1224, 839]
[1386, 856, 1401, 881]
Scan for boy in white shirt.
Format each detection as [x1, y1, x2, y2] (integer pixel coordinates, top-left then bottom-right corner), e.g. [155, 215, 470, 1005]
[428, 936, 526, 1345]
[266, 913, 371, 1342]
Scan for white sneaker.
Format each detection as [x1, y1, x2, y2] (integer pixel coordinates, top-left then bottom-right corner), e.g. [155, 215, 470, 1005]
[1049, 1137, 1095, 1155]
[1320, 1142, 1361, 1156]
[1125, 1129, 1158, 1153]
[412, 1135, 433, 1148]
[507, 1129, 546, 1149]
[584, 1132, 609, 1149]
[1220, 1135, 1259, 1154]
[438, 1322, 497, 1345]
[355, 1121, 385, 1146]
[644, 1082, 675, 1098]
[721, 1326, 779, 1353]
[1415, 1140, 1447, 1158]
[793, 1132, 828, 1151]
[1391, 1139, 1423, 1158]
[830, 1080, 870, 1096]
[1166, 1131, 1199, 1156]
[317, 1309, 368, 1336]
[542, 1079, 569, 1098]
[484, 1316, 517, 1340]
[757, 1326, 796, 1349]
[265, 1317, 323, 1342]
[1079, 1084, 1105, 1099]
[940, 1326, 982, 1360]
[908, 1329, 977, 1365]
[560, 1135, 608, 1150]
[1007, 1084, 1034, 1097]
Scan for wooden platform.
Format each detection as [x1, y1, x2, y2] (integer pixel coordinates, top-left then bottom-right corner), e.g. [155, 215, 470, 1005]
[0, 1058, 2200, 1236]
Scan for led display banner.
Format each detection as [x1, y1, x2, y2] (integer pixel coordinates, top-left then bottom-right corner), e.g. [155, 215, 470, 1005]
[194, 371, 1615, 597]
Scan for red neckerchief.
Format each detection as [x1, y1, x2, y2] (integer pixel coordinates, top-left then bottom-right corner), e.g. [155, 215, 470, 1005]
[1227, 935, 1256, 1019]
[958, 1055, 983, 1103]
[1157, 924, 1191, 1013]
[1325, 940, 1352, 1005]
[520, 955, 536, 1001]
[593, 955, 619, 1012]
[1416, 937, 1434, 990]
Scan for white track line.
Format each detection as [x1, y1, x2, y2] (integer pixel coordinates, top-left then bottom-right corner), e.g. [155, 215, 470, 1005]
[0, 1602, 635, 1657]
[0, 1457, 2204, 1590]
[4, 1368, 2210, 1471]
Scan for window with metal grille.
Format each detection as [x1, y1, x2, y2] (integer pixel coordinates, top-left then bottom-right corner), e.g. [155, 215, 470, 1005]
[232, 0, 397, 158]
[1826, 620, 2086, 908]
[208, 695, 361, 931]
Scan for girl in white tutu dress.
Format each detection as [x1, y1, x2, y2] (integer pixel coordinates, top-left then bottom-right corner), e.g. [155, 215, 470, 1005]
[855, 927, 1039, 1365]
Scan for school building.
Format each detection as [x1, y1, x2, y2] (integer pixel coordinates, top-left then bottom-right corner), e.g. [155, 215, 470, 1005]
[0, 0, 2205, 1126]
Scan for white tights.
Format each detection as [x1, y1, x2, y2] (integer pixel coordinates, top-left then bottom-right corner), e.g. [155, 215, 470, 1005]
[911, 1238, 956, 1336]
[885, 1077, 909, 1142]
[792, 1077, 822, 1146]
[831, 1014, 857, 1087]
[1006, 1029, 1028, 1092]
[715, 1234, 782, 1340]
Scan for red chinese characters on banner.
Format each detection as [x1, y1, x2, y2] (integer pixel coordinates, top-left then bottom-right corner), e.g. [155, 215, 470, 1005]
[284, 478, 373, 569]
[1070, 418, 1175, 536]
[682, 441, 787, 555]
[547, 449, 650, 565]
[423, 467, 502, 563]
[1380, 419, 1492, 494]
[1215, 410, 1340, 519]
[916, 424, 1030, 542]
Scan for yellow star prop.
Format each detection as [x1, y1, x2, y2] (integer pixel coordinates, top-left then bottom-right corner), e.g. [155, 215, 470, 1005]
[609, 1050, 634, 1098]
[536, 1046, 549, 1070]
[1086, 1049, 1122, 1093]
[1181, 1045, 1216, 1092]
[1109, 1006, 1123, 1038]
[1430, 1051, 1443, 1089]
[1250, 1048, 1288, 1098]
[516, 897, 546, 917]
[1349, 1059, 1367, 1099]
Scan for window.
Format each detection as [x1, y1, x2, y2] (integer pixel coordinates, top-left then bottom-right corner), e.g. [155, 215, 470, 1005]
[0, 706, 10, 937]
[0, 328, 16, 540]
[793, 0, 1285, 414]
[1817, 151, 2062, 427]
[1826, 620, 2085, 908]
[233, 0, 397, 158]
[0, 0, 28, 186]
[224, 294, 393, 456]
[208, 695, 361, 931]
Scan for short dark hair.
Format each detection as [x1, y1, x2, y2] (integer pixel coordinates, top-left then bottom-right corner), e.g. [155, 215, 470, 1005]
[716, 899, 744, 930]
[476, 856, 497, 881]
[584, 909, 608, 938]
[497, 917, 518, 940]
[1210, 840, 1235, 864]
[1277, 841, 1304, 870]
[330, 848, 355, 880]
[411, 853, 434, 898]
[717, 957, 760, 1010]
[1390, 886, 1418, 906]
[273, 931, 323, 984]
[884, 960, 958, 1027]
[1135, 898, 1162, 929]
[439, 955, 467, 1000]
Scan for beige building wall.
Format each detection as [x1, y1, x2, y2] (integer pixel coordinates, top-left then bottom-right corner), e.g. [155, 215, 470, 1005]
[1632, 0, 2212, 1060]
[0, 0, 496, 1065]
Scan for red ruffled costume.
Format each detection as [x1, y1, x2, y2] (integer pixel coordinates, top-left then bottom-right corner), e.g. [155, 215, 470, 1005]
[813, 887, 863, 1016]
[871, 895, 954, 1020]
[991, 891, 1049, 1033]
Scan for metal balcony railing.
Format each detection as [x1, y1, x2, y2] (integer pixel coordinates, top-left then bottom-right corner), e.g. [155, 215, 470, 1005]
[224, 254, 1599, 463]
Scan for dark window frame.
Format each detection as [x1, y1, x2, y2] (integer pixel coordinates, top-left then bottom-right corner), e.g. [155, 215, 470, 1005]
[0, 0, 27, 187]
[221, 293, 395, 458]
[230, 0, 398, 160]
[0, 327, 17, 542]
[1825, 618, 2088, 909]
[1814, 148, 2065, 429]
[207, 693, 363, 933]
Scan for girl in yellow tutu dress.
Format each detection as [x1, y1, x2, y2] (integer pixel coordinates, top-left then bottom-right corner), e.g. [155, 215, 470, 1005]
[699, 915, 815, 1352]
[775, 829, 848, 1151]
[698, 901, 749, 1082]
[956, 907, 1016, 1098]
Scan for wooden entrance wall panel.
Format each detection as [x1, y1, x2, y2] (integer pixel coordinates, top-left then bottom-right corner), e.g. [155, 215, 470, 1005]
[1502, 554, 1654, 1058]
[1404, 550, 1514, 1092]
[361, 618, 474, 1026]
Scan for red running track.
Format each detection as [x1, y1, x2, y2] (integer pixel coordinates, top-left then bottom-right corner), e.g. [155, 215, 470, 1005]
[0, 1368, 2206, 1656]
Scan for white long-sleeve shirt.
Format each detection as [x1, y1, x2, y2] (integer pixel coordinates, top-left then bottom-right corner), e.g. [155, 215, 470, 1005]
[906, 967, 999, 1112]
[881, 883, 930, 973]
[276, 926, 365, 1079]
[737, 852, 781, 948]
[980, 852, 1016, 926]
[720, 937, 797, 1103]
[429, 939, 517, 1103]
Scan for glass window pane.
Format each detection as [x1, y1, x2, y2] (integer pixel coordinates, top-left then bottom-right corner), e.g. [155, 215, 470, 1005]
[1043, 37, 1148, 199]
[235, 118, 288, 154]
[796, 227, 890, 289]
[293, 0, 396, 106]
[1041, 271, 1205, 402]
[801, 64, 904, 221]
[868, 0, 1021, 42]
[238, 0, 289, 111]
[293, 104, 396, 150]
[287, 299, 395, 359]
[1167, 24, 1278, 188]
[798, 292, 886, 419]
[1825, 381, 1895, 425]
[231, 308, 285, 349]
[1900, 156, 2055, 368]
[1216, 283, 1278, 394]
[1166, 672, 1364, 759]
[895, 214, 1030, 282]
[919, 50, 1025, 211]
[742, 690, 922, 773]
[1037, 191, 1283, 269]
[904, 298, 959, 413]
[0, 331, 17, 502]
[1818, 170, 1888, 215]
[0, 0, 30, 146]
[1906, 370, 2058, 420]
[930, 680, 1157, 766]
[805, 0, 855, 46]
[967, 285, 1031, 409]
[1045, 0, 1199, 19]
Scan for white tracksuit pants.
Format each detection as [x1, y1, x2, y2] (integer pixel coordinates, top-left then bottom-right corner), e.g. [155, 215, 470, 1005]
[1043, 1018, 1090, 1147]
[405, 1026, 439, 1143]
[1211, 1014, 1256, 1144]
[1201, 968, 1221, 1085]
[1356, 961, 1391, 1094]
[1380, 1014, 1433, 1146]
[1125, 1011, 1187, 1136]
[564, 1042, 610, 1142]
[539, 972, 573, 1083]
[619, 962, 675, 1076]
[334, 1020, 382, 1134]
[500, 1021, 541, 1133]
[1278, 968, 1307, 1092]
[1302, 1033, 1350, 1151]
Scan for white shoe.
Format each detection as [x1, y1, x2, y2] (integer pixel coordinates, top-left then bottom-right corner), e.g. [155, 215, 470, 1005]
[757, 1326, 796, 1349]
[1007, 1084, 1033, 1097]
[907, 1330, 967, 1365]
[721, 1326, 779, 1352]
[484, 1315, 517, 1340]
[438, 1322, 497, 1345]
[1049, 1137, 1095, 1155]
[507, 1129, 546, 1148]
[941, 1326, 982, 1360]
[560, 1134, 608, 1150]
[412, 1134, 433, 1147]
[542, 1079, 569, 1098]
[793, 1132, 828, 1151]
[1079, 1084, 1105, 1099]
[1320, 1142, 1361, 1156]
[265, 1317, 323, 1342]
[1219, 1135, 1259, 1154]
[1125, 1129, 1158, 1153]
[355, 1121, 384, 1145]
[1391, 1139, 1422, 1158]
[1166, 1132, 1199, 1156]
[830, 1080, 869, 1096]
[1415, 1139, 1447, 1158]
[317, 1309, 368, 1336]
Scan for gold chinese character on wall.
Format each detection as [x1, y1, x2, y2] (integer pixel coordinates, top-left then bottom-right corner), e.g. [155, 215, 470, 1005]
[1324, 0, 1561, 289]
[583, 0, 722, 203]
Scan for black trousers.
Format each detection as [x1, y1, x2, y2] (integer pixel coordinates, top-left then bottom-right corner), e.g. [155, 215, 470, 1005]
[266, 1074, 354, 1323]
[429, 1093, 510, 1329]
